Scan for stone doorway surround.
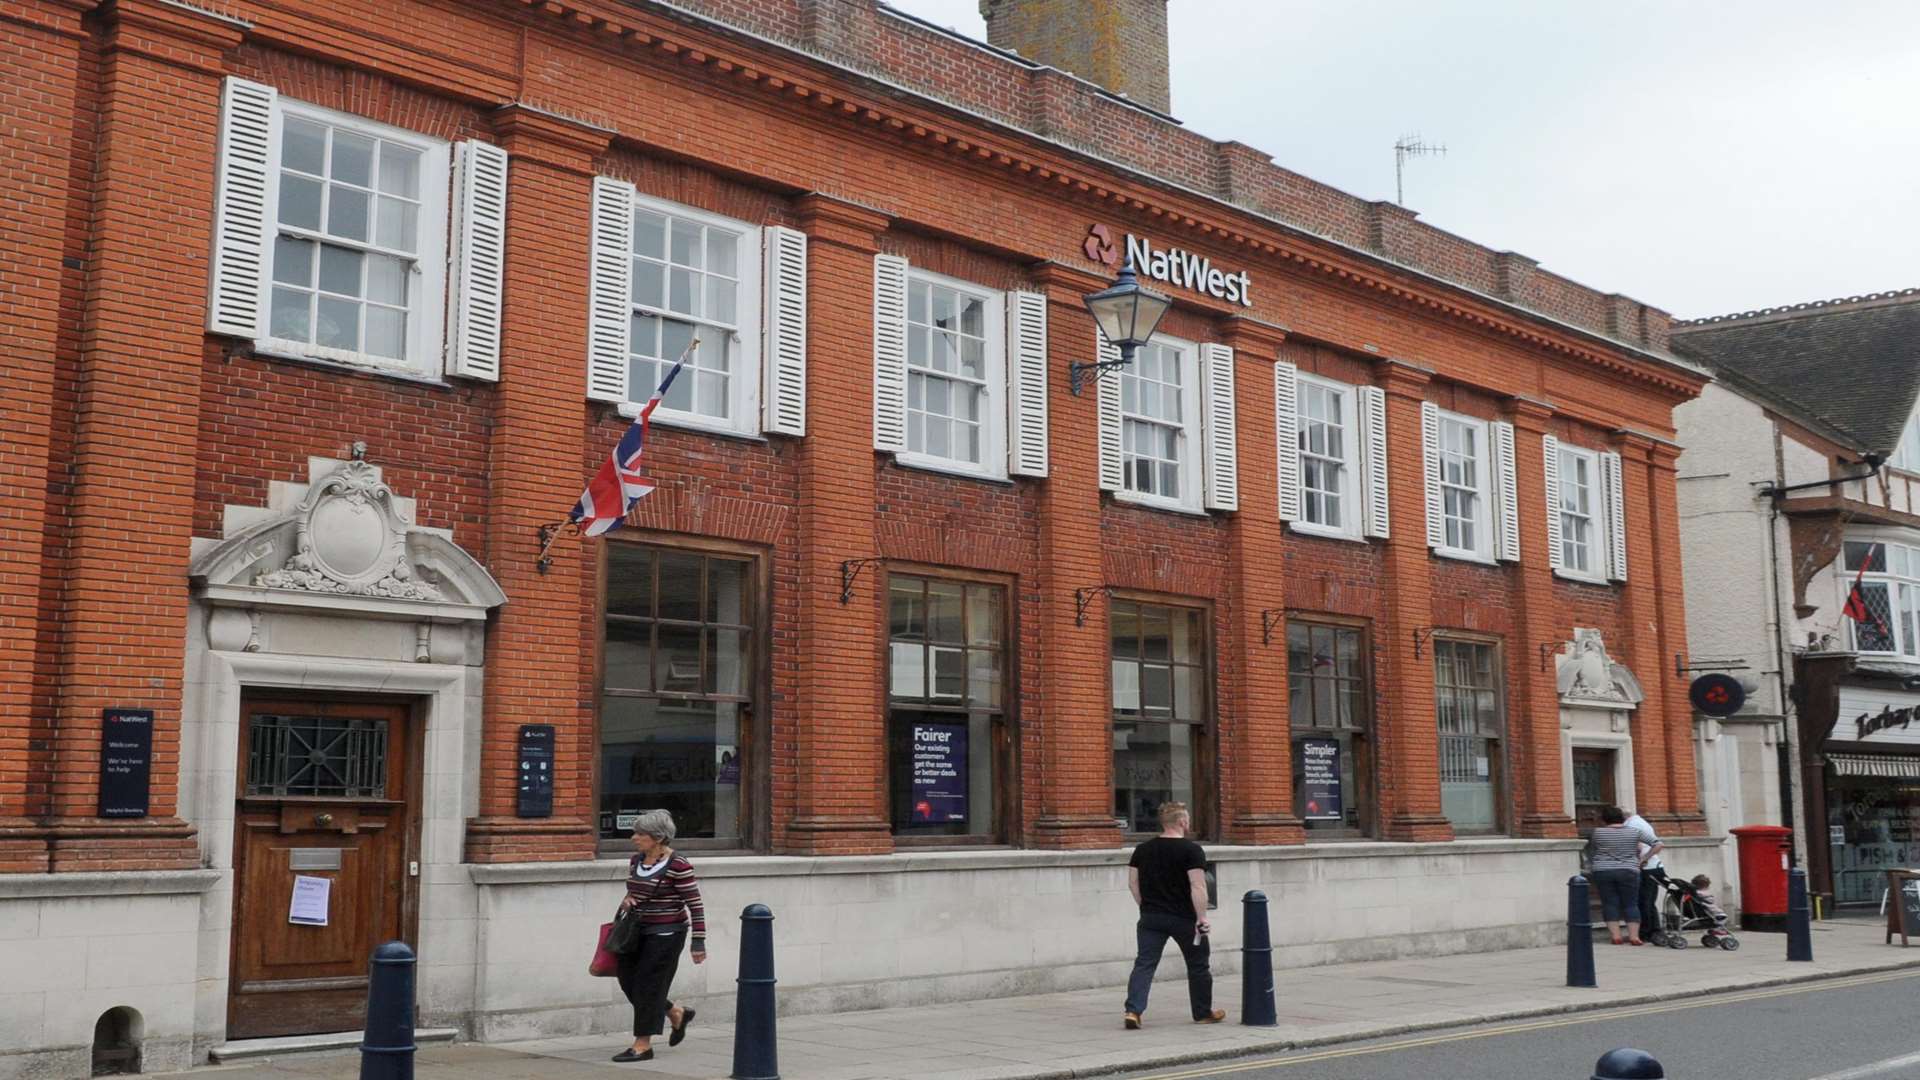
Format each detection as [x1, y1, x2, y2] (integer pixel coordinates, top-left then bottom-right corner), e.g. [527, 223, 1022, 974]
[1556, 628, 1645, 821]
[181, 454, 504, 1055]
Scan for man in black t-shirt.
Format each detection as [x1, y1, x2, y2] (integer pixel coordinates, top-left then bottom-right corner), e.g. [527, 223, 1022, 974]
[1123, 801, 1225, 1029]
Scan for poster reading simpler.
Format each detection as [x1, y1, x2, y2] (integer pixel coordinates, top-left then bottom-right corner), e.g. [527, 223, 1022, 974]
[289, 875, 332, 926]
[1300, 738, 1342, 821]
[910, 722, 968, 825]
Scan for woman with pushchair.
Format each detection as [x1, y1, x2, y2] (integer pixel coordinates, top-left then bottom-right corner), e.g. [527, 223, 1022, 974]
[1584, 805, 1662, 945]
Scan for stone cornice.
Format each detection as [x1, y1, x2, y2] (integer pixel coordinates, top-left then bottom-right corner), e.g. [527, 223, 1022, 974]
[490, 0, 1706, 400]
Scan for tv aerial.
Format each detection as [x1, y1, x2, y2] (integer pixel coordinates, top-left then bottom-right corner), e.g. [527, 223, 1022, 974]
[1394, 134, 1447, 206]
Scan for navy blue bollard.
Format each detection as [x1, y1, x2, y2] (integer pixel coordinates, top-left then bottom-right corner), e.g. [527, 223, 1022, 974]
[360, 941, 416, 1080]
[1240, 890, 1276, 1026]
[1787, 867, 1813, 962]
[1567, 875, 1597, 989]
[1591, 1047, 1664, 1078]
[731, 904, 779, 1080]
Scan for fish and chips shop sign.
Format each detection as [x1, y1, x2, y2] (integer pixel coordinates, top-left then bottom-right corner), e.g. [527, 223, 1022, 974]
[1084, 224, 1253, 308]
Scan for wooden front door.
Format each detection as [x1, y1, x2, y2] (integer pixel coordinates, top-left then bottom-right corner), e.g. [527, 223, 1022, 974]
[229, 698, 419, 1040]
[1572, 747, 1617, 837]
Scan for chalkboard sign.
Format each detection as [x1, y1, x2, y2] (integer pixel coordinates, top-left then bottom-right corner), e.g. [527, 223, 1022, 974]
[1887, 870, 1920, 947]
[97, 708, 154, 818]
[515, 724, 555, 818]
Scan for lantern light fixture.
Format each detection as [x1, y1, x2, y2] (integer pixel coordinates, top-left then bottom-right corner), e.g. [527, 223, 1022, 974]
[1072, 258, 1172, 395]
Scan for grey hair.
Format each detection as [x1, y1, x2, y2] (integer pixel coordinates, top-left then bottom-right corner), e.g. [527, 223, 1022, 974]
[630, 808, 677, 843]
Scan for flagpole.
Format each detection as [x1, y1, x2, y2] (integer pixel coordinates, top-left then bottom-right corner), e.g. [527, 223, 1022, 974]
[534, 520, 572, 575]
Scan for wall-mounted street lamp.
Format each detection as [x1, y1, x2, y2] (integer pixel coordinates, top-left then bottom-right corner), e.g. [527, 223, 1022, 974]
[1071, 259, 1172, 395]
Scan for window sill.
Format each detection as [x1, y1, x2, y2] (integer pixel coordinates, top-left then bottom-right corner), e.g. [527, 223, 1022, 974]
[1112, 491, 1210, 518]
[250, 341, 450, 388]
[890, 452, 1013, 486]
[1431, 547, 1500, 567]
[1289, 521, 1367, 544]
[1553, 569, 1614, 587]
[613, 402, 768, 443]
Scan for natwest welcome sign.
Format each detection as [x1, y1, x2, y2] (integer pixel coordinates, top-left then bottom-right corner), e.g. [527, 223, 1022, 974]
[1083, 224, 1253, 308]
[1125, 233, 1252, 308]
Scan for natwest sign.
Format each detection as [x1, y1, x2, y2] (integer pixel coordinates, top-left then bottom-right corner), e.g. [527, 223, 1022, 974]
[1083, 224, 1254, 309]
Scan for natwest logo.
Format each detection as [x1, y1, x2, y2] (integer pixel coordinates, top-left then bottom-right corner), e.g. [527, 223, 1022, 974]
[1083, 223, 1120, 270]
[1122, 232, 1252, 308]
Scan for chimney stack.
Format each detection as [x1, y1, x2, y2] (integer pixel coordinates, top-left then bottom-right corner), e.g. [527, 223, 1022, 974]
[980, 0, 1171, 114]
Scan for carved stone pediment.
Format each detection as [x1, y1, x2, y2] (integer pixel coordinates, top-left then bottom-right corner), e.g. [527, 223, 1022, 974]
[190, 457, 505, 617]
[1555, 628, 1644, 708]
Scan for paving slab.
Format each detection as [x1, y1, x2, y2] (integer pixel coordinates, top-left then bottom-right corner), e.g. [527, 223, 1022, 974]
[149, 921, 1920, 1080]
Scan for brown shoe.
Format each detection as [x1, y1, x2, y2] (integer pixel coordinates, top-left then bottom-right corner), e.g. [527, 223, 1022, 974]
[1123, 1012, 1142, 1030]
[1195, 1009, 1227, 1024]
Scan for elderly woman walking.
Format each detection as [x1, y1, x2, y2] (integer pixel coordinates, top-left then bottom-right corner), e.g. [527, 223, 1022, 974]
[1585, 805, 1662, 946]
[612, 809, 707, 1063]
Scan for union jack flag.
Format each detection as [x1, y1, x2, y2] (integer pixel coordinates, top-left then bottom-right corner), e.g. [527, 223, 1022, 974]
[568, 342, 693, 537]
[1842, 542, 1892, 639]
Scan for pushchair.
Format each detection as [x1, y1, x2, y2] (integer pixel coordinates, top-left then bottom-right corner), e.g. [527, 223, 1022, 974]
[1653, 875, 1739, 950]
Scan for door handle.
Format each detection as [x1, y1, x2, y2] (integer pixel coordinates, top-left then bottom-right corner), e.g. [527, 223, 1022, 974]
[314, 812, 335, 828]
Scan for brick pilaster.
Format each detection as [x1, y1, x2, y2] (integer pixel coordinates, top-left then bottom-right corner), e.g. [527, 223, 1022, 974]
[1505, 397, 1577, 838]
[465, 107, 611, 863]
[44, 0, 245, 871]
[1215, 317, 1303, 845]
[1373, 361, 1452, 842]
[1028, 263, 1125, 849]
[1647, 440, 1707, 835]
[782, 194, 892, 855]
[0, 0, 96, 873]
[1609, 432, 1674, 827]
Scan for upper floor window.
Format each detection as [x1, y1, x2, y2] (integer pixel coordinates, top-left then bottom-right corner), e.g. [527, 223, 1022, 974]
[264, 103, 449, 375]
[1297, 376, 1358, 536]
[1844, 540, 1920, 658]
[902, 273, 1006, 477]
[1893, 410, 1920, 473]
[626, 196, 760, 434]
[1557, 445, 1610, 580]
[1434, 412, 1492, 559]
[1118, 339, 1202, 511]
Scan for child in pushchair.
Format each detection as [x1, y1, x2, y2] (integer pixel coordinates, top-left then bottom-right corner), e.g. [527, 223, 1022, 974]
[1653, 873, 1739, 950]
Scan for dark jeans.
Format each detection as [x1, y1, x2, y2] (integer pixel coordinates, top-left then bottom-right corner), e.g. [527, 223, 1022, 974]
[1124, 911, 1212, 1019]
[1639, 866, 1669, 935]
[1592, 868, 1641, 924]
[615, 929, 686, 1037]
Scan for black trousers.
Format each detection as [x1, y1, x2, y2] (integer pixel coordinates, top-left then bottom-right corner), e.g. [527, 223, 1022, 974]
[615, 929, 686, 1038]
[1640, 866, 1669, 934]
[1124, 911, 1212, 1019]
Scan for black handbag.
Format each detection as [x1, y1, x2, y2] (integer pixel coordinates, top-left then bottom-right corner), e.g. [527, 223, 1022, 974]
[606, 908, 647, 954]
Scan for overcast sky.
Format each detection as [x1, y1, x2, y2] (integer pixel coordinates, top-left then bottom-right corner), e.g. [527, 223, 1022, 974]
[884, 1, 1920, 320]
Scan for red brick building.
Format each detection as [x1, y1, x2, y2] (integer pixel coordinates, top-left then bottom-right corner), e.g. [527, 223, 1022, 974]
[1, 0, 1711, 1068]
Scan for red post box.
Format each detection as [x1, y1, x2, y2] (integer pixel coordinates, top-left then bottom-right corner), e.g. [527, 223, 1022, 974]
[1731, 824, 1793, 932]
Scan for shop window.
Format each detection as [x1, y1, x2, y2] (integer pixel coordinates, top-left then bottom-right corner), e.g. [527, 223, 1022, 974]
[887, 575, 1006, 840]
[1117, 340, 1203, 511]
[1844, 540, 1920, 657]
[1829, 770, 1920, 905]
[901, 273, 1006, 478]
[1288, 620, 1374, 835]
[1112, 600, 1209, 833]
[599, 543, 756, 847]
[1434, 638, 1505, 833]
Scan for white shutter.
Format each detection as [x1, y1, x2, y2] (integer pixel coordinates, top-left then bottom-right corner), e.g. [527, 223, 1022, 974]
[1359, 385, 1389, 539]
[1543, 435, 1564, 572]
[872, 254, 909, 452]
[1493, 420, 1520, 562]
[1421, 401, 1444, 549]
[446, 140, 509, 381]
[1273, 361, 1301, 522]
[207, 78, 276, 339]
[1604, 450, 1628, 581]
[1096, 335, 1124, 491]
[1200, 343, 1238, 511]
[586, 176, 635, 402]
[761, 225, 808, 436]
[1006, 290, 1049, 477]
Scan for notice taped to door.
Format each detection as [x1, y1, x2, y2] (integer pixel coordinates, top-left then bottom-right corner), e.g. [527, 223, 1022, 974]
[289, 874, 331, 926]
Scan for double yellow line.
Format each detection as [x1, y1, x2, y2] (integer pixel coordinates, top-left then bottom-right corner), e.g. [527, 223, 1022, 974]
[1132, 968, 1920, 1079]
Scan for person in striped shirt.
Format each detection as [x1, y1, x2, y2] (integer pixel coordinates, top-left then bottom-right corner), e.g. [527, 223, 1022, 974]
[1584, 805, 1662, 946]
[611, 809, 708, 1063]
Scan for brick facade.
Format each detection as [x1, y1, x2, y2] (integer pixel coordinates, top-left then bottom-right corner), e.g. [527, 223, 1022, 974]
[0, 0, 1709, 877]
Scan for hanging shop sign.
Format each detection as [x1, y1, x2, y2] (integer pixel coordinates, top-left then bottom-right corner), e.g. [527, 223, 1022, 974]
[910, 721, 968, 825]
[98, 708, 154, 819]
[1689, 673, 1747, 718]
[1300, 738, 1343, 821]
[1084, 224, 1253, 307]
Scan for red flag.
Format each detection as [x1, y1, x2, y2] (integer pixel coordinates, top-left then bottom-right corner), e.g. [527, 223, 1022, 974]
[1842, 544, 1892, 640]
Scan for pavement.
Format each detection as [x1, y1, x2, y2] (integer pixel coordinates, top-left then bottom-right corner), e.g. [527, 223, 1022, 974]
[160, 919, 1920, 1080]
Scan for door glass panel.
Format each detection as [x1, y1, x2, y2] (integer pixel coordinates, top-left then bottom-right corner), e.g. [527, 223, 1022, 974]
[246, 714, 389, 797]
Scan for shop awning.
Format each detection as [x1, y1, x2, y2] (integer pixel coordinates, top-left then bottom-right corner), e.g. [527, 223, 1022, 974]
[1828, 753, 1920, 779]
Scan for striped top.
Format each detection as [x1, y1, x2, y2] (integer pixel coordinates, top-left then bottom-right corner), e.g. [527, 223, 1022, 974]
[626, 852, 707, 944]
[1586, 823, 1659, 873]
